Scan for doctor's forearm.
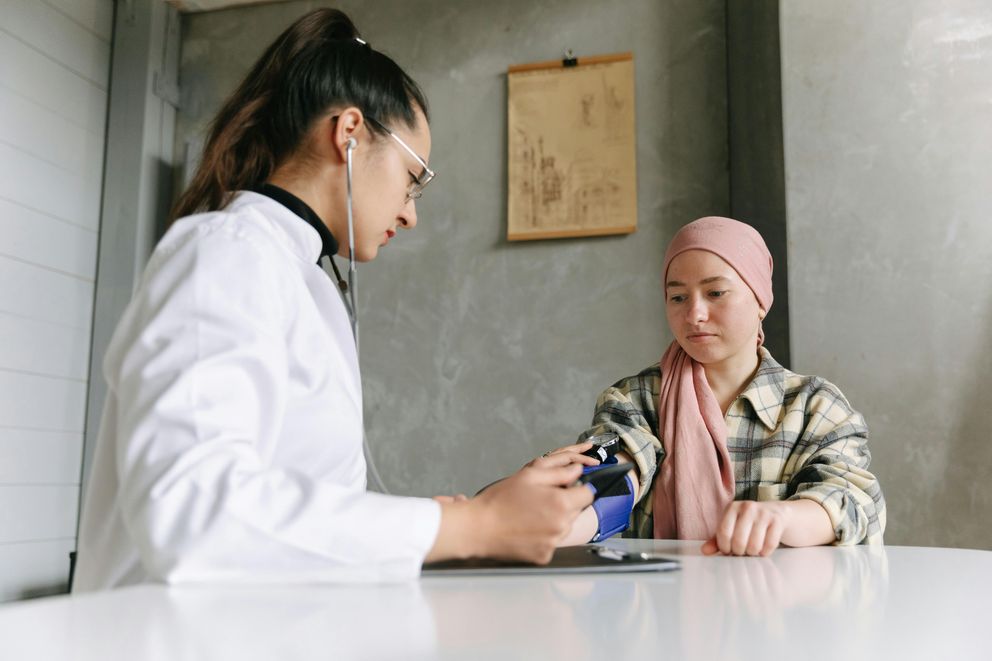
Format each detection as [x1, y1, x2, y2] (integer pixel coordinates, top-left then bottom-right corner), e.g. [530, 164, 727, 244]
[424, 500, 483, 563]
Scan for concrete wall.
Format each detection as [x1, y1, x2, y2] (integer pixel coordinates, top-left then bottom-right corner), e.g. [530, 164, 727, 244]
[177, 0, 730, 497]
[781, 0, 992, 548]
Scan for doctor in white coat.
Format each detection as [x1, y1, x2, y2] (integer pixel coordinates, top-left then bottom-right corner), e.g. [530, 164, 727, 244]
[74, 8, 593, 591]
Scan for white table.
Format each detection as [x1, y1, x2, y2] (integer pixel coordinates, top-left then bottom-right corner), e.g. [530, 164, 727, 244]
[1, 540, 989, 660]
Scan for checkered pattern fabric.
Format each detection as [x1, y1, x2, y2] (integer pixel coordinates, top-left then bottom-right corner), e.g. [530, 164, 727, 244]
[578, 348, 886, 544]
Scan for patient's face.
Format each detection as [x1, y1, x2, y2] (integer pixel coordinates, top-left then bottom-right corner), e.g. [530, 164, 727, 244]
[664, 249, 763, 367]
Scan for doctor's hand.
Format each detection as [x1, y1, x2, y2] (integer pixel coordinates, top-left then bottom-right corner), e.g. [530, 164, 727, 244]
[425, 454, 594, 565]
[525, 441, 601, 470]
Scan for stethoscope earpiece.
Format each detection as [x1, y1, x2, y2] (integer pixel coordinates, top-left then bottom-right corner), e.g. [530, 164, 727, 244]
[343, 133, 359, 351]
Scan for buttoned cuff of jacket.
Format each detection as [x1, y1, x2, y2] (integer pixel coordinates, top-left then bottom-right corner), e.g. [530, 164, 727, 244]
[788, 487, 870, 546]
[365, 493, 443, 581]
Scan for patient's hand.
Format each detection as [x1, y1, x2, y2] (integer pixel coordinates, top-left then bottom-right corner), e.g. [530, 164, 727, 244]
[701, 499, 835, 556]
[702, 501, 788, 557]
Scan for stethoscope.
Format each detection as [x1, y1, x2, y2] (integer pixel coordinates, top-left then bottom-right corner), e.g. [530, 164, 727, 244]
[343, 136, 360, 349]
[328, 135, 390, 493]
[325, 135, 360, 348]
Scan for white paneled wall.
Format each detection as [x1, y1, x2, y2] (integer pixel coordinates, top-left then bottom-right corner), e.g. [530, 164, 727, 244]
[0, 0, 113, 602]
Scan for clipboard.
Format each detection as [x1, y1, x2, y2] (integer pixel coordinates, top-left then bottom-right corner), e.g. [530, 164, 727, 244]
[422, 545, 680, 576]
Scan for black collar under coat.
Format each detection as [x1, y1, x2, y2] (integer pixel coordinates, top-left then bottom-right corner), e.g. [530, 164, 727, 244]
[252, 183, 339, 263]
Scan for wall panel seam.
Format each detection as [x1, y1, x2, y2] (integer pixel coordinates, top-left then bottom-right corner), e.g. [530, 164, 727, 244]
[0, 309, 95, 332]
[0, 253, 96, 285]
[0, 81, 107, 137]
[0, 194, 101, 233]
[0, 424, 86, 434]
[0, 27, 108, 91]
[0, 537, 77, 547]
[0, 366, 88, 384]
[0, 135, 97, 178]
[39, 0, 112, 44]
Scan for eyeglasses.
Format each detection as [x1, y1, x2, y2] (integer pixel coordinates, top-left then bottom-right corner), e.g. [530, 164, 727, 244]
[365, 115, 435, 201]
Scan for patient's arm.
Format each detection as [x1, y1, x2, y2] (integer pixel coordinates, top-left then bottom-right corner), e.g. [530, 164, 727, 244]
[558, 452, 640, 546]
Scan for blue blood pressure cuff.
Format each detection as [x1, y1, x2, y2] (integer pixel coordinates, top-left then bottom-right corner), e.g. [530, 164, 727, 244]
[582, 458, 635, 542]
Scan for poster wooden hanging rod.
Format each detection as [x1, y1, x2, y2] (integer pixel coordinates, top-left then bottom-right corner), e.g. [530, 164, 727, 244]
[507, 51, 632, 74]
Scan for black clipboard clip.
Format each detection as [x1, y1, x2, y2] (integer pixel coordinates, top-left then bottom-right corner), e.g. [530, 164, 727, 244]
[562, 48, 578, 67]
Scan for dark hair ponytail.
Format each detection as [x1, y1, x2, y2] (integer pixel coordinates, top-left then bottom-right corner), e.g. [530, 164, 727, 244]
[171, 8, 429, 221]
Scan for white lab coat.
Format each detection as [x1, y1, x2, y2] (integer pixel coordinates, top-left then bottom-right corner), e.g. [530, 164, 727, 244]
[74, 192, 441, 591]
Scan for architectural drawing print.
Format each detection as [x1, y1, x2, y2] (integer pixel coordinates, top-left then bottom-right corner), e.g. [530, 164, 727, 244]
[507, 54, 636, 240]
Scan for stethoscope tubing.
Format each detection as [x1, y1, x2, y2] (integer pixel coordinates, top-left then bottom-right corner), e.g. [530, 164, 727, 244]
[344, 139, 359, 352]
[344, 138, 389, 494]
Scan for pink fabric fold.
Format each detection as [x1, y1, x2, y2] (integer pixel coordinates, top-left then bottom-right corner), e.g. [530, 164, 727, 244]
[652, 341, 736, 540]
[652, 216, 774, 540]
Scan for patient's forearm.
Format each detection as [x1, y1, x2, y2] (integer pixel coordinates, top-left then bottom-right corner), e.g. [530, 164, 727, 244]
[780, 499, 835, 547]
[558, 452, 640, 546]
[559, 506, 599, 546]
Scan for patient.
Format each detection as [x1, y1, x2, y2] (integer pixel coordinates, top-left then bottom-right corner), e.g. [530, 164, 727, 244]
[551, 216, 886, 555]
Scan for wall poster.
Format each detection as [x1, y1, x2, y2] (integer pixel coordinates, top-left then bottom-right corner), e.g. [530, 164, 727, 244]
[507, 52, 637, 241]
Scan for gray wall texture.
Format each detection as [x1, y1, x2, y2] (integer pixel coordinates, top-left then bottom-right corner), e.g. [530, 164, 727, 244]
[781, 0, 992, 549]
[177, 0, 731, 498]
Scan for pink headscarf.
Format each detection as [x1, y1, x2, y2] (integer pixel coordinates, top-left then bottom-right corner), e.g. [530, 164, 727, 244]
[652, 216, 774, 540]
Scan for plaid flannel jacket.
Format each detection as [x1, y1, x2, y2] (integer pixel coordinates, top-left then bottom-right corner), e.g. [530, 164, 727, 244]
[578, 348, 886, 544]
